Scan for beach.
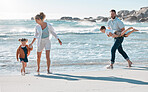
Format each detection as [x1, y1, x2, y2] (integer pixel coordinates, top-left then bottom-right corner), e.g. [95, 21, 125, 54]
[0, 19, 148, 92]
[0, 20, 148, 74]
[0, 66, 148, 92]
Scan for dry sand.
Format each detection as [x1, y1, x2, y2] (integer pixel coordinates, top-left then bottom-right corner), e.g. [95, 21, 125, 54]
[0, 66, 148, 92]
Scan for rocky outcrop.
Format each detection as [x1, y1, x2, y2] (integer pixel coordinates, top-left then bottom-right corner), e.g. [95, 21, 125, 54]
[60, 17, 73, 20]
[101, 17, 108, 22]
[96, 16, 108, 22]
[60, 16, 96, 22]
[117, 7, 148, 22]
[123, 16, 138, 22]
[59, 7, 148, 22]
[83, 17, 96, 22]
[31, 17, 34, 20]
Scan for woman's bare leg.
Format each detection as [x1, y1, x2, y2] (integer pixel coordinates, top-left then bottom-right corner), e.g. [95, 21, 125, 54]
[37, 51, 42, 73]
[46, 50, 51, 73]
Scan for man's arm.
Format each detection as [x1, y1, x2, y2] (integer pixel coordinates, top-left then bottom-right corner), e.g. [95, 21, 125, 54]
[121, 27, 125, 32]
[107, 32, 113, 37]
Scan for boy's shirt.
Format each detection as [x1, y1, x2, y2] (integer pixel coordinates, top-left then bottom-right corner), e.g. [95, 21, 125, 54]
[105, 29, 115, 35]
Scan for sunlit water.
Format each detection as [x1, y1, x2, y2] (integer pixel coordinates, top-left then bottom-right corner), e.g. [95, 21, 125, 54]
[0, 20, 148, 75]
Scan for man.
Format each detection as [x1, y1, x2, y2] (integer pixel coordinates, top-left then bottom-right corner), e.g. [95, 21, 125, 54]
[107, 9, 132, 69]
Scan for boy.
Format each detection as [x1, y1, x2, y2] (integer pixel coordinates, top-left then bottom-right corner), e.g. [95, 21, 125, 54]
[100, 26, 139, 38]
[16, 38, 33, 76]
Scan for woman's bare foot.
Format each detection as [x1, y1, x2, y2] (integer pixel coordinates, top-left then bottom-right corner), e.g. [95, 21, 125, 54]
[47, 69, 52, 74]
[37, 69, 39, 72]
[37, 69, 40, 75]
[21, 69, 23, 73]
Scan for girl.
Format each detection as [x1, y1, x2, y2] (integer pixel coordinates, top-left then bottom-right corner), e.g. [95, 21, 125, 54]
[16, 38, 33, 75]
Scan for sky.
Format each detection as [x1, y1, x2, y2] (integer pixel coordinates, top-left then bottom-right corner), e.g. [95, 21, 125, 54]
[0, 0, 148, 19]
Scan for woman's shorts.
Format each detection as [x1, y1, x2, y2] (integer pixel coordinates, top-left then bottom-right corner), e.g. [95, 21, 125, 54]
[37, 37, 51, 52]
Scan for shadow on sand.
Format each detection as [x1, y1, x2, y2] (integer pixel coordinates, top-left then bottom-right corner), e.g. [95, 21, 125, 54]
[124, 66, 148, 71]
[35, 73, 148, 85]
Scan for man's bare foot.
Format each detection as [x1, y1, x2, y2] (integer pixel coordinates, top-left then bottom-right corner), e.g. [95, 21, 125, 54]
[106, 65, 113, 69]
[128, 60, 132, 67]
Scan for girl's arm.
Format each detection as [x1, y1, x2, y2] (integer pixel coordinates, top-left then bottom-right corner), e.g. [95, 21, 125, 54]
[108, 32, 113, 37]
[16, 48, 19, 61]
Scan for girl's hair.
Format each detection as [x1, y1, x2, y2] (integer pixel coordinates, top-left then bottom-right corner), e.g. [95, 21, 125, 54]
[100, 26, 106, 30]
[35, 12, 46, 20]
[18, 38, 28, 42]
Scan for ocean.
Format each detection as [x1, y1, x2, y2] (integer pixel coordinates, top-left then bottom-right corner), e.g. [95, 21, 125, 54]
[0, 19, 148, 75]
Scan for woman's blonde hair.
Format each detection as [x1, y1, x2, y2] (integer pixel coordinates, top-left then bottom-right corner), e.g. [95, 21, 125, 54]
[35, 12, 46, 20]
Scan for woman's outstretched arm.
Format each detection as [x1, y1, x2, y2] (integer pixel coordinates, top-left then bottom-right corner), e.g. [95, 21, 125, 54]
[49, 25, 62, 45]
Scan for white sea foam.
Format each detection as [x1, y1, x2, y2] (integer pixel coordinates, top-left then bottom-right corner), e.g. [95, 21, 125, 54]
[0, 20, 148, 74]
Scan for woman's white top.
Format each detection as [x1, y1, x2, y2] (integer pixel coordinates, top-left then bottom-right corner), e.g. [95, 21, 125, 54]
[34, 22, 59, 47]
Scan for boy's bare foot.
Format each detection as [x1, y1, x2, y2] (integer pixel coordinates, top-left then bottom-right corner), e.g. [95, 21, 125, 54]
[129, 27, 133, 29]
[133, 29, 139, 31]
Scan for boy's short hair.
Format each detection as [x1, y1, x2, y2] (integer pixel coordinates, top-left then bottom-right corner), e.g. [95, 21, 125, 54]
[110, 9, 116, 14]
[100, 26, 106, 30]
[18, 38, 28, 42]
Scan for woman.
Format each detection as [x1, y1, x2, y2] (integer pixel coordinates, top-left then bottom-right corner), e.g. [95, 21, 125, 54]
[29, 12, 62, 74]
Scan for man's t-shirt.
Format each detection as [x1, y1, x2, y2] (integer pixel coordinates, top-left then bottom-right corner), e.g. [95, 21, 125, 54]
[107, 17, 125, 31]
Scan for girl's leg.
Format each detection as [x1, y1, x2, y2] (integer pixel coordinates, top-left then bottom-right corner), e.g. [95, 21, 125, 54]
[37, 51, 42, 72]
[21, 61, 25, 75]
[24, 62, 27, 67]
[46, 50, 51, 73]
[21, 61, 23, 73]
